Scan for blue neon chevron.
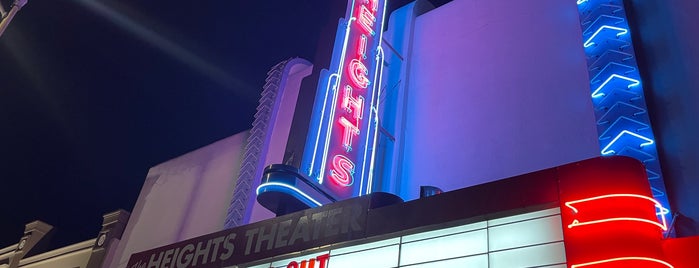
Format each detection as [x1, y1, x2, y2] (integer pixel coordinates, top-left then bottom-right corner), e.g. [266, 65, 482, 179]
[577, 0, 672, 225]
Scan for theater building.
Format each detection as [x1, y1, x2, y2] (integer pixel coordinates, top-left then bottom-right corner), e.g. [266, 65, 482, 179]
[2, 0, 698, 267]
[124, 157, 697, 268]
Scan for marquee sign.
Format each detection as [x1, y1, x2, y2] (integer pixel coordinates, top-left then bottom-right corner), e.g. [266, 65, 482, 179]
[126, 196, 370, 268]
[302, 0, 388, 200]
[133, 157, 696, 268]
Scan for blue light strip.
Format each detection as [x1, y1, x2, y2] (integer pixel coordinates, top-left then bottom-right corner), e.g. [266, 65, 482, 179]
[591, 74, 639, 98]
[583, 25, 628, 48]
[601, 130, 654, 155]
[317, 16, 357, 184]
[576, 0, 672, 221]
[360, 0, 389, 195]
[256, 182, 323, 207]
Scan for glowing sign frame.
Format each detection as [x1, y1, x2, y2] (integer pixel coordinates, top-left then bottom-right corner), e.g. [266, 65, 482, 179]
[303, 0, 388, 200]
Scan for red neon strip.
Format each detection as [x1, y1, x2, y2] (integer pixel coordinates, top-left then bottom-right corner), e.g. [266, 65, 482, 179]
[342, 85, 364, 120]
[330, 154, 354, 186]
[564, 194, 668, 231]
[357, 35, 367, 59]
[338, 116, 359, 151]
[571, 256, 674, 268]
[568, 217, 667, 231]
[357, 5, 376, 35]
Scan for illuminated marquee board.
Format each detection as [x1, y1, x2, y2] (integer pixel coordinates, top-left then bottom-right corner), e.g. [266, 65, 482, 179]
[249, 208, 568, 268]
[302, 0, 388, 200]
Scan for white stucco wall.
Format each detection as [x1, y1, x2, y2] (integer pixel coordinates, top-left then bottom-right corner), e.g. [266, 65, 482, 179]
[246, 60, 314, 224]
[106, 59, 313, 268]
[107, 132, 248, 268]
[399, 0, 599, 200]
[18, 239, 94, 268]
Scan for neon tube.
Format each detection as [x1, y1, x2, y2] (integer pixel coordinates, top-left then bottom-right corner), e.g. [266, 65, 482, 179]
[565, 194, 668, 231]
[317, 16, 357, 184]
[591, 74, 639, 98]
[343, 85, 365, 120]
[256, 182, 323, 207]
[330, 154, 355, 186]
[600, 130, 653, 155]
[584, 25, 628, 48]
[309, 73, 339, 180]
[359, 0, 387, 195]
[365, 46, 385, 195]
[568, 217, 667, 231]
[571, 257, 673, 268]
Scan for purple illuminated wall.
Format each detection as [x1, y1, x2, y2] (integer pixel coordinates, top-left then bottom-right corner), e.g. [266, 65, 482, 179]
[396, 0, 600, 200]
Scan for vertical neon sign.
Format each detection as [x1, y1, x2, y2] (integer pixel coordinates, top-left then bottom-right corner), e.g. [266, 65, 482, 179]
[303, 0, 387, 200]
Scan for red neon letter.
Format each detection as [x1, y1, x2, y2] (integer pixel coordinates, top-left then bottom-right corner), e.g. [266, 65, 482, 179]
[348, 59, 369, 89]
[343, 85, 364, 120]
[300, 259, 314, 268]
[338, 116, 359, 151]
[331, 155, 354, 186]
[316, 254, 330, 268]
[357, 5, 376, 36]
[369, 0, 379, 12]
[358, 34, 368, 59]
[287, 261, 298, 268]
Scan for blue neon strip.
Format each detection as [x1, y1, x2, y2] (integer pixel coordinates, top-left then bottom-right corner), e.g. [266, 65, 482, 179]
[601, 130, 654, 155]
[317, 17, 356, 184]
[577, 0, 672, 229]
[583, 25, 628, 48]
[359, 0, 389, 196]
[309, 73, 339, 181]
[365, 46, 385, 195]
[256, 182, 323, 207]
[591, 74, 640, 98]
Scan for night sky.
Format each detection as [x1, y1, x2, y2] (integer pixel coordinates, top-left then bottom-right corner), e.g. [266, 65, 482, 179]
[0, 0, 341, 249]
[1, 0, 444, 250]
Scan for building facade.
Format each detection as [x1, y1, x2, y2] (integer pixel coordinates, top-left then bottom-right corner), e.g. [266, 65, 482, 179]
[2, 0, 698, 267]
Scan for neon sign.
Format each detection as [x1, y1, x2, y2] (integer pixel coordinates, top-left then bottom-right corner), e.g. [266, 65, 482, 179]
[557, 157, 675, 268]
[565, 194, 669, 231]
[576, 0, 672, 226]
[303, 0, 388, 200]
[562, 192, 674, 268]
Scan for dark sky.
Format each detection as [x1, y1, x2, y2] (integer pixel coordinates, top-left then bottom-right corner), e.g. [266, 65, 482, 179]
[0, 0, 443, 250]
[0, 0, 339, 248]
